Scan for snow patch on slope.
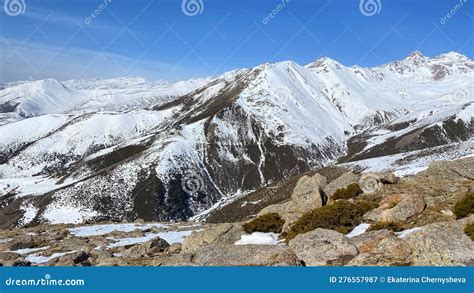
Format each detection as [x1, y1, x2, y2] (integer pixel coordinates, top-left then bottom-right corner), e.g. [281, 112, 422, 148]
[42, 201, 98, 224]
[342, 140, 474, 176]
[0, 114, 71, 153]
[235, 232, 281, 245]
[69, 223, 168, 237]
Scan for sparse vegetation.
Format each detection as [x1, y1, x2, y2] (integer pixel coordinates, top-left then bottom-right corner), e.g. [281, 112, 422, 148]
[464, 222, 474, 241]
[367, 221, 405, 232]
[332, 183, 363, 200]
[243, 213, 285, 234]
[453, 192, 474, 219]
[286, 199, 378, 240]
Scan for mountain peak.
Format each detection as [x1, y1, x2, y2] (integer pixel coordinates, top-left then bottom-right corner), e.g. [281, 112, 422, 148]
[306, 57, 343, 69]
[21, 78, 70, 94]
[258, 60, 299, 69]
[434, 51, 469, 61]
[407, 51, 425, 59]
[253, 60, 303, 76]
[401, 51, 429, 65]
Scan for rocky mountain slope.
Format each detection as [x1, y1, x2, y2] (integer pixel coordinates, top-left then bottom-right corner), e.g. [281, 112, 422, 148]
[0, 157, 472, 267]
[0, 51, 472, 228]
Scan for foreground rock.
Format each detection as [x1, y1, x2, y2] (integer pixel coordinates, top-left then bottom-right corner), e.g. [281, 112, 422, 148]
[0, 252, 30, 266]
[410, 157, 474, 209]
[0, 155, 472, 268]
[468, 183, 474, 193]
[258, 174, 327, 231]
[379, 172, 398, 184]
[404, 216, 474, 266]
[49, 251, 91, 266]
[289, 228, 358, 266]
[144, 237, 170, 254]
[347, 235, 412, 266]
[122, 245, 148, 259]
[55, 237, 91, 251]
[323, 172, 360, 201]
[7, 235, 49, 251]
[364, 193, 425, 222]
[0, 252, 21, 261]
[120, 236, 170, 259]
[0, 221, 207, 267]
[181, 223, 245, 253]
[191, 244, 300, 266]
[348, 229, 394, 253]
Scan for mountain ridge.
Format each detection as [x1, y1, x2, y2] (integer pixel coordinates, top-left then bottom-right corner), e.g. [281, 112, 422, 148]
[0, 51, 472, 228]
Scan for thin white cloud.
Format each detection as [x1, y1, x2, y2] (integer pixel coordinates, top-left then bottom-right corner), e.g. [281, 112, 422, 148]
[0, 38, 205, 83]
[24, 6, 120, 32]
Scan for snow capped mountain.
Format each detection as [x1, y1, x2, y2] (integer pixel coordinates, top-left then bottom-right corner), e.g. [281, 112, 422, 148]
[306, 57, 405, 129]
[0, 76, 212, 124]
[239, 61, 351, 145]
[0, 79, 89, 118]
[375, 51, 474, 80]
[0, 51, 472, 228]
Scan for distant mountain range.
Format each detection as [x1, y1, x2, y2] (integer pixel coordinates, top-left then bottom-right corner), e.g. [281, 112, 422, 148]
[0, 51, 472, 228]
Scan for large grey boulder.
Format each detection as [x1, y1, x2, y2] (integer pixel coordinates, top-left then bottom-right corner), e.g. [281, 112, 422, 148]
[348, 229, 394, 253]
[95, 257, 123, 267]
[44, 250, 91, 266]
[426, 158, 474, 181]
[143, 237, 170, 254]
[89, 249, 112, 260]
[56, 237, 91, 251]
[364, 193, 425, 222]
[59, 251, 90, 266]
[121, 244, 148, 259]
[8, 235, 48, 251]
[324, 172, 360, 200]
[404, 216, 474, 266]
[468, 184, 474, 194]
[167, 243, 182, 254]
[151, 254, 196, 266]
[0, 252, 24, 266]
[288, 228, 358, 266]
[181, 223, 245, 253]
[347, 235, 412, 266]
[0, 251, 21, 261]
[258, 173, 327, 231]
[379, 172, 398, 184]
[191, 244, 299, 266]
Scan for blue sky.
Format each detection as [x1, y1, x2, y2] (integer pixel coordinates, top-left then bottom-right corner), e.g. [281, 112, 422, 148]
[0, 0, 473, 82]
